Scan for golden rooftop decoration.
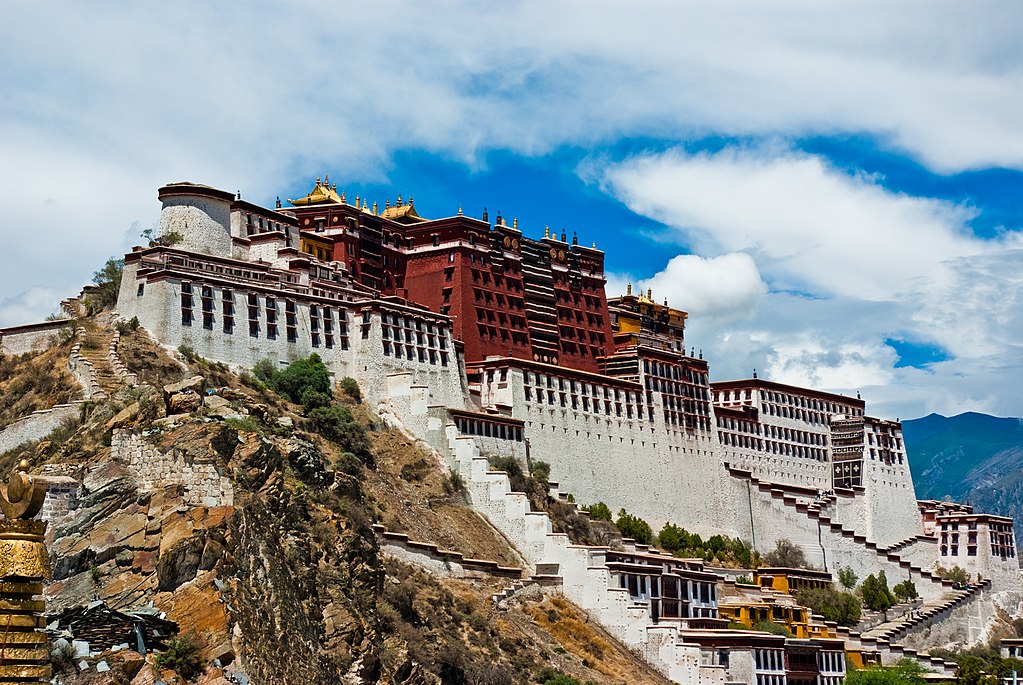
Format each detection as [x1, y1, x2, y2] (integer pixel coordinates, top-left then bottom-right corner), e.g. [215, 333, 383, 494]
[0, 459, 51, 684]
[544, 226, 550, 239]
[288, 176, 345, 206]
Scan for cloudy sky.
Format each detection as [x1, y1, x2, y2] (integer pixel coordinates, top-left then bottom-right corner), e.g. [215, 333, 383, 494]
[2, 1, 1022, 420]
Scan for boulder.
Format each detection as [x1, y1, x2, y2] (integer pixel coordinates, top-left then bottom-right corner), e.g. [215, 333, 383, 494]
[285, 438, 330, 486]
[164, 376, 205, 415]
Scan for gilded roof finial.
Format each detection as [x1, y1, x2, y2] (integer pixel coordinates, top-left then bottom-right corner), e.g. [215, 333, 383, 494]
[561, 231, 567, 242]
[513, 217, 518, 229]
[386, 199, 391, 209]
[483, 207, 489, 222]
[647, 288, 652, 299]
[332, 183, 337, 192]
[316, 176, 321, 186]
[544, 226, 550, 239]
[572, 232, 578, 246]
[355, 196, 360, 209]
[396, 194, 403, 207]
[627, 283, 632, 295]
[324, 174, 330, 186]
[373, 201, 378, 214]
[409, 196, 414, 206]
[340, 190, 346, 203]
[458, 206, 463, 216]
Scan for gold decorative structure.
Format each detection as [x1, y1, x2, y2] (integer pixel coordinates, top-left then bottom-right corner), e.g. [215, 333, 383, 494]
[0, 460, 50, 684]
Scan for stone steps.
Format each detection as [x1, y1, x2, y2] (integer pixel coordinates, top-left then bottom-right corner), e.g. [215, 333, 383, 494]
[725, 464, 954, 591]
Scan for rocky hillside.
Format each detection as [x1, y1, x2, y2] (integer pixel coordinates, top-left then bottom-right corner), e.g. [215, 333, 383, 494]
[0, 321, 671, 685]
[904, 412, 1023, 546]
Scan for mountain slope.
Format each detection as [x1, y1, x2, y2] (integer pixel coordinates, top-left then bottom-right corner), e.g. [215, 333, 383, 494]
[904, 412, 1023, 544]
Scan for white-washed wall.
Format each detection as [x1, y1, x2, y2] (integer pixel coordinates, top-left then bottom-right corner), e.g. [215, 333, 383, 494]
[0, 321, 70, 356]
[160, 196, 233, 257]
[0, 402, 84, 455]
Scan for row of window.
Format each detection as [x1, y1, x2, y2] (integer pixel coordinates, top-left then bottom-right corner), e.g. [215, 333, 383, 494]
[454, 417, 524, 442]
[754, 649, 786, 672]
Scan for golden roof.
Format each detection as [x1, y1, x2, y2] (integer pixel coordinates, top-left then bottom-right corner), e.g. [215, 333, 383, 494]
[288, 176, 345, 206]
[381, 195, 426, 223]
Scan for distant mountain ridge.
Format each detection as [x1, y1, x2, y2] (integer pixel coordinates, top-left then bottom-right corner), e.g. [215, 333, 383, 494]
[903, 412, 1023, 543]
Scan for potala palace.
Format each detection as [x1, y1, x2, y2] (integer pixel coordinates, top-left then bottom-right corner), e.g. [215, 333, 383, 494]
[4, 178, 1021, 685]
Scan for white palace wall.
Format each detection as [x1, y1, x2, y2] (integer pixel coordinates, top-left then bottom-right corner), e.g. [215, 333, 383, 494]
[116, 261, 467, 411]
[160, 195, 233, 257]
[479, 366, 745, 538]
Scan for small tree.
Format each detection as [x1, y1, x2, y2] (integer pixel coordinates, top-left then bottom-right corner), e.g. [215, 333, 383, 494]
[794, 587, 862, 627]
[88, 257, 124, 311]
[838, 566, 858, 590]
[764, 538, 809, 568]
[271, 354, 332, 404]
[861, 572, 896, 614]
[893, 579, 918, 602]
[584, 502, 613, 521]
[615, 508, 653, 544]
[937, 565, 971, 586]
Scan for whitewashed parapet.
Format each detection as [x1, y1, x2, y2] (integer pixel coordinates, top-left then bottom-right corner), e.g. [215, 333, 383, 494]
[0, 402, 85, 456]
[67, 327, 105, 400]
[107, 331, 138, 386]
[373, 524, 522, 579]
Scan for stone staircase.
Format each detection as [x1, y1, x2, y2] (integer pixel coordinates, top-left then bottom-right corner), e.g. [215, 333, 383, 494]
[77, 328, 121, 397]
[856, 580, 989, 644]
[724, 465, 955, 594]
[442, 428, 708, 684]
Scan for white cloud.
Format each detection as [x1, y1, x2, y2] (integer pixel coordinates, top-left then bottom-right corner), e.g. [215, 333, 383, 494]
[600, 147, 1023, 418]
[635, 253, 767, 323]
[603, 146, 986, 301]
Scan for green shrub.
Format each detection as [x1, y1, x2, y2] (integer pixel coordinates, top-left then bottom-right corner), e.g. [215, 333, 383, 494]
[584, 501, 612, 521]
[271, 354, 331, 404]
[177, 343, 198, 363]
[155, 635, 201, 679]
[735, 575, 755, 585]
[657, 522, 756, 567]
[839, 566, 858, 590]
[88, 257, 124, 312]
[534, 670, 581, 685]
[116, 316, 140, 335]
[862, 572, 896, 613]
[752, 620, 793, 637]
[253, 358, 278, 384]
[307, 405, 373, 466]
[300, 388, 332, 411]
[529, 459, 551, 484]
[893, 579, 918, 601]
[615, 508, 653, 544]
[338, 376, 362, 403]
[936, 565, 970, 585]
[794, 587, 862, 627]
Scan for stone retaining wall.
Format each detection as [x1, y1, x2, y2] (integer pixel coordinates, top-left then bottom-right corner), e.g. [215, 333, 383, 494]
[111, 429, 233, 507]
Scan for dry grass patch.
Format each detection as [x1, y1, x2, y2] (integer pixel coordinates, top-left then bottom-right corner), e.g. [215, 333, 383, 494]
[0, 342, 79, 429]
[525, 595, 672, 685]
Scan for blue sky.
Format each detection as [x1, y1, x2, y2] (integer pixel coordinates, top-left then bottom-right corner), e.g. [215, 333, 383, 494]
[1, 1, 1022, 421]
